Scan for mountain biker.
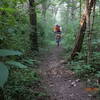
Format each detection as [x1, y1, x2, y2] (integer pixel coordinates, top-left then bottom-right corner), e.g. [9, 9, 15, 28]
[53, 24, 62, 46]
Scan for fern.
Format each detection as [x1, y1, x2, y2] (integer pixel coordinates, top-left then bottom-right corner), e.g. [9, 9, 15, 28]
[0, 62, 9, 87]
[95, 71, 100, 78]
[23, 59, 34, 65]
[0, 49, 22, 56]
[0, 7, 16, 13]
[6, 61, 27, 68]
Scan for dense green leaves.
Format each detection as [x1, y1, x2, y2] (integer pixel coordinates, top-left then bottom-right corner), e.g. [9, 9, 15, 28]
[0, 0, 100, 99]
[0, 7, 16, 13]
[0, 62, 9, 87]
[96, 71, 100, 78]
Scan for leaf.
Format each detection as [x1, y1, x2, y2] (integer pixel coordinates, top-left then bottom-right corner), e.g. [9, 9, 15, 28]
[0, 62, 9, 87]
[0, 7, 16, 13]
[83, 65, 91, 70]
[23, 59, 40, 65]
[23, 59, 33, 65]
[95, 71, 100, 78]
[6, 61, 27, 68]
[0, 49, 22, 57]
[8, 28, 15, 33]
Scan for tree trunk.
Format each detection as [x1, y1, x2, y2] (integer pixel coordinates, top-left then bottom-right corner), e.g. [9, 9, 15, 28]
[80, 0, 82, 19]
[99, 3, 100, 15]
[29, 0, 38, 51]
[87, 0, 96, 64]
[41, 0, 50, 20]
[70, 0, 96, 59]
[41, 0, 48, 18]
[42, 2, 47, 19]
[87, 0, 91, 63]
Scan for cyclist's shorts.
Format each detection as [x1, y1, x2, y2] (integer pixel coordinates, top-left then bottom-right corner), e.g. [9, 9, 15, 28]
[56, 39, 61, 43]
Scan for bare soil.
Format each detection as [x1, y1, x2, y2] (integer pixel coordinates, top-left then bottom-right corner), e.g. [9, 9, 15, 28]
[39, 46, 96, 100]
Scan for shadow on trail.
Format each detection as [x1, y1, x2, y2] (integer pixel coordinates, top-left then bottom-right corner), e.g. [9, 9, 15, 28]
[39, 46, 94, 100]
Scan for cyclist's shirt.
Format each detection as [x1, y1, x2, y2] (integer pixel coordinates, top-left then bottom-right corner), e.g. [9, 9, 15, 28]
[53, 25, 62, 34]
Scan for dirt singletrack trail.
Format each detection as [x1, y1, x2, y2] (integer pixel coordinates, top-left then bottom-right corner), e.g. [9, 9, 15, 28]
[40, 46, 93, 100]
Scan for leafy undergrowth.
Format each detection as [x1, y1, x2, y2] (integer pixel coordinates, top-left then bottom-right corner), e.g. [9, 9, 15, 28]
[63, 48, 100, 99]
[68, 58, 100, 99]
[3, 68, 48, 100]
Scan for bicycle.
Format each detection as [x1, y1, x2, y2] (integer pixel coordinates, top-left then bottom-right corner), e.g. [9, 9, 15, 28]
[56, 34, 61, 47]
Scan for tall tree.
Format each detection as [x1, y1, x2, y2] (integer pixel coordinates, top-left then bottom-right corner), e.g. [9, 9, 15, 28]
[87, 0, 96, 63]
[70, 0, 96, 59]
[29, 0, 38, 51]
[42, 1, 47, 18]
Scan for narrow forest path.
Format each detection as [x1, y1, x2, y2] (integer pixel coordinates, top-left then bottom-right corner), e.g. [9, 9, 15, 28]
[39, 46, 93, 100]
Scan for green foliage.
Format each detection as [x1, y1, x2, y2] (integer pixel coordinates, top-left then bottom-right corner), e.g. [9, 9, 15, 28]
[0, 49, 22, 57]
[71, 62, 94, 77]
[0, 48, 28, 87]
[0, 7, 16, 13]
[0, 62, 9, 87]
[95, 71, 100, 78]
[0, 0, 44, 98]
[4, 68, 42, 100]
[23, 59, 34, 65]
[62, 23, 77, 50]
[0, 0, 30, 51]
[0, 0, 100, 98]
[37, 13, 55, 46]
[93, 52, 100, 60]
[6, 61, 27, 68]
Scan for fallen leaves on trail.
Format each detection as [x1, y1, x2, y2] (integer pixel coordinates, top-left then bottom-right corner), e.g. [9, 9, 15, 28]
[46, 67, 75, 78]
[39, 47, 93, 100]
[85, 88, 99, 92]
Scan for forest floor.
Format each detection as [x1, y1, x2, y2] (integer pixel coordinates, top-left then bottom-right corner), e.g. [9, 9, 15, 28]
[39, 46, 96, 100]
